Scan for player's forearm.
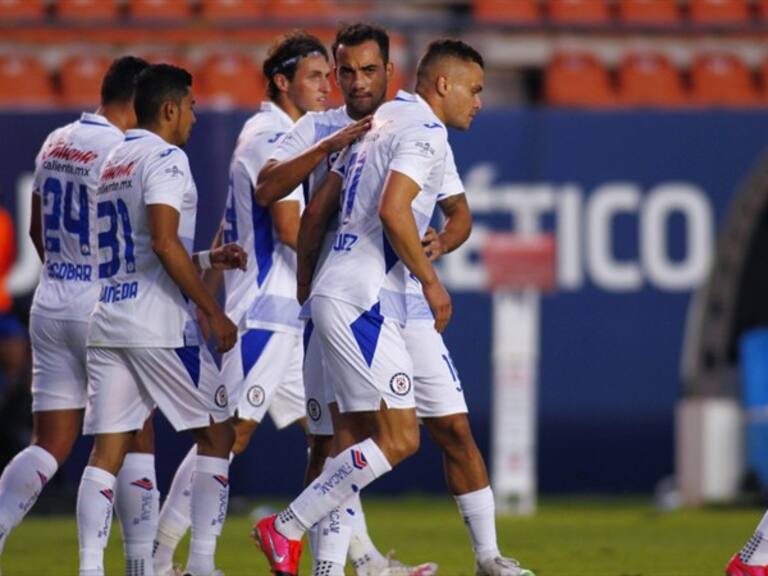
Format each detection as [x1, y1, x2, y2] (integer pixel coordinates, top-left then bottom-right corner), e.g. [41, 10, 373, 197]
[29, 195, 44, 262]
[255, 146, 326, 206]
[439, 213, 472, 254]
[296, 210, 327, 288]
[201, 227, 224, 296]
[381, 210, 439, 287]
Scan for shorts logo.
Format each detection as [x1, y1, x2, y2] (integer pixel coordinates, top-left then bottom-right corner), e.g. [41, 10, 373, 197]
[351, 450, 368, 470]
[100, 489, 114, 502]
[389, 372, 412, 396]
[247, 385, 265, 407]
[214, 385, 228, 408]
[37, 471, 48, 486]
[131, 478, 154, 491]
[307, 398, 322, 422]
[213, 475, 229, 488]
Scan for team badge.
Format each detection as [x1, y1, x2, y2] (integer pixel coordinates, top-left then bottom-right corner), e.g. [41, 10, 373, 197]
[389, 372, 412, 396]
[351, 449, 368, 470]
[247, 385, 265, 407]
[214, 385, 228, 408]
[307, 398, 322, 421]
[131, 477, 155, 491]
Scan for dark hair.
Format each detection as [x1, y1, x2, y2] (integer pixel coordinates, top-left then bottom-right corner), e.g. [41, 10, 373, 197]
[100, 56, 149, 106]
[263, 31, 329, 100]
[416, 39, 484, 84]
[332, 22, 389, 64]
[134, 64, 192, 126]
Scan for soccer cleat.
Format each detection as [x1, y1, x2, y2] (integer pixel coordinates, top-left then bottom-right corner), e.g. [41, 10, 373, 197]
[252, 514, 303, 576]
[726, 554, 768, 575]
[357, 550, 438, 576]
[475, 555, 535, 576]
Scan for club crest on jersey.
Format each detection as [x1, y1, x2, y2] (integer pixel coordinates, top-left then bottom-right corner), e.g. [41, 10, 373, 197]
[100, 488, 114, 502]
[389, 372, 412, 396]
[215, 385, 228, 408]
[213, 475, 229, 488]
[307, 398, 322, 421]
[351, 449, 368, 470]
[131, 477, 155, 491]
[247, 385, 265, 407]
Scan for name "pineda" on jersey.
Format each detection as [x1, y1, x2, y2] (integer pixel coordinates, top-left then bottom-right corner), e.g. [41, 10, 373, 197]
[47, 262, 92, 281]
[99, 281, 138, 303]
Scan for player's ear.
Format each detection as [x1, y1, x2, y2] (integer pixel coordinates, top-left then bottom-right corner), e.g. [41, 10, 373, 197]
[273, 73, 291, 94]
[161, 99, 177, 123]
[436, 75, 449, 97]
[386, 61, 394, 80]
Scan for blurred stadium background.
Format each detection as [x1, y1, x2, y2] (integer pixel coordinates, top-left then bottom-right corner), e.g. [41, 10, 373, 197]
[4, 0, 768, 568]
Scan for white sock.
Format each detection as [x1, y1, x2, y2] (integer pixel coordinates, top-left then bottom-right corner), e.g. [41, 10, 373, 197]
[0, 445, 58, 555]
[740, 510, 768, 565]
[115, 453, 158, 576]
[455, 486, 500, 561]
[77, 466, 117, 576]
[154, 445, 197, 573]
[184, 455, 229, 576]
[346, 492, 386, 571]
[278, 438, 392, 541]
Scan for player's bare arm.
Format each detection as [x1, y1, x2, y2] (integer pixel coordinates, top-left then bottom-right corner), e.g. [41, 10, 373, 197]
[28, 193, 44, 261]
[422, 193, 472, 262]
[379, 170, 452, 333]
[270, 199, 301, 252]
[296, 171, 342, 304]
[254, 116, 372, 207]
[147, 203, 237, 353]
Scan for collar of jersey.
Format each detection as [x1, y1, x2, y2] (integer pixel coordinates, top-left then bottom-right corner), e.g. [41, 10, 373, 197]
[124, 128, 163, 142]
[79, 112, 116, 129]
[259, 101, 295, 125]
[394, 90, 442, 125]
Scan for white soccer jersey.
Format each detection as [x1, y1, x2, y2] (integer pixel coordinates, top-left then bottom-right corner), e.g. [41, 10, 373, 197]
[30, 112, 124, 321]
[87, 129, 198, 348]
[310, 91, 449, 314]
[220, 102, 303, 333]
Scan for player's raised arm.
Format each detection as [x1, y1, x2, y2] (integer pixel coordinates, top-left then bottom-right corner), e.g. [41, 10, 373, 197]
[379, 170, 452, 333]
[296, 171, 342, 304]
[254, 115, 371, 207]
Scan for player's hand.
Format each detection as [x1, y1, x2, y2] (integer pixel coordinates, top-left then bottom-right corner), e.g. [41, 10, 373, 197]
[210, 243, 248, 271]
[319, 116, 373, 154]
[422, 227, 445, 262]
[423, 279, 452, 333]
[297, 282, 311, 305]
[208, 310, 237, 353]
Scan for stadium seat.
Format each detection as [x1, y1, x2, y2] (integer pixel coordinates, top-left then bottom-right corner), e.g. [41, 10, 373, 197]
[618, 52, 687, 106]
[199, 0, 264, 19]
[57, 0, 120, 20]
[0, 0, 47, 19]
[545, 52, 616, 106]
[130, 0, 191, 19]
[617, 0, 679, 24]
[0, 55, 54, 106]
[473, 0, 540, 23]
[548, 0, 611, 24]
[690, 53, 759, 106]
[688, 0, 750, 24]
[264, 0, 335, 17]
[197, 53, 265, 108]
[59, 55, 111, 107]
[757, 0, 768, 20]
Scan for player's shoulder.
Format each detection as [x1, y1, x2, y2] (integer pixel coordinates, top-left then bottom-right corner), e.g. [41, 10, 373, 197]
[238, 104, 293, 146]
[307, 105, 351, 132]
[378, 92, 446, 134]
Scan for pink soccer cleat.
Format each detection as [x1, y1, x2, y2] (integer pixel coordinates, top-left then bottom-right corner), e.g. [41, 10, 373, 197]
[252, 514, 303, 576]
[727, 554, 768, 575]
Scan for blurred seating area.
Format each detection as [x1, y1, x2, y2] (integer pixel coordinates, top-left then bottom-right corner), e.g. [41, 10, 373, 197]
[2, 0, 768, 108]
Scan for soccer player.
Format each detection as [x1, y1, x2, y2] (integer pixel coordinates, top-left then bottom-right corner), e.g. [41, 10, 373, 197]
[255, 39, 536, 576]
[76, 64, 245, 576]
[727, 515, 768, 573]
[151, 31, 337, 575]
[0, 57, 161, 574]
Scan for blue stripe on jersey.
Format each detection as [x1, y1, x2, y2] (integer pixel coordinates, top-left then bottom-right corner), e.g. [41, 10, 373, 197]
[124, 135, 145, 141]
[241, 328, 273, 377]
[382, 232, 399, 273]
[303, 319, 314, 353]
[350, 302, 384, 368]
[174, 346, 201, 388]
[250, 183, 274, 287]
[79, 119, 111, 127]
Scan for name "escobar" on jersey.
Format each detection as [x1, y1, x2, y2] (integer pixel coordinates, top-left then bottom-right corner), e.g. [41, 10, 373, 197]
[46, 261, 93, 282]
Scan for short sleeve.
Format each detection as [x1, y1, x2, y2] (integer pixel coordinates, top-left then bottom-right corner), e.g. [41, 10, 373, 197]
[388, 123, 447, 189]
[143, 147, 191, 212]
[269, 113, 316, 162]
[437, 144, 464, 201]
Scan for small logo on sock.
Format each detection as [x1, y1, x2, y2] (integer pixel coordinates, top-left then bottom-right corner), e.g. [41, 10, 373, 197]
[213, 474, 229, 488]
[37, 471, 48, 486]
[351, 449, 368, 470]
[130, 477, 155, 491]
[100, 488, 114, 502]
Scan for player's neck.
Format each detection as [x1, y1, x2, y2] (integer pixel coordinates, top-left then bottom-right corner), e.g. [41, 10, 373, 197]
[136, 121, 177, 145]
[274, 95, 303, 123]
[97, 103, 134, 133]
[415, 87, 447, 125]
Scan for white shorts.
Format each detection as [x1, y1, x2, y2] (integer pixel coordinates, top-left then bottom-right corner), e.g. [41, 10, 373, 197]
[404, 319, 468, 418]
[84, 345, 230, 434]
[312, 296, 414, 414]
[30, 314, 88, 412]
[303, 319, 336, 436]
[222, 328, 305, 429]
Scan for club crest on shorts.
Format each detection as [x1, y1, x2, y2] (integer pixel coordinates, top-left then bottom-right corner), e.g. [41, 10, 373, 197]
[389, 372, 412, 396]
[351, 449, 368, 470]
[247, 385, 265, 407]
[214, 385, 228, 408]
[307, 398, 322, 421]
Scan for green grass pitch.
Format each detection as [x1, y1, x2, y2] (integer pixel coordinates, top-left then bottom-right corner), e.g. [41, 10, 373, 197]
[0, 496, 757, 575]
